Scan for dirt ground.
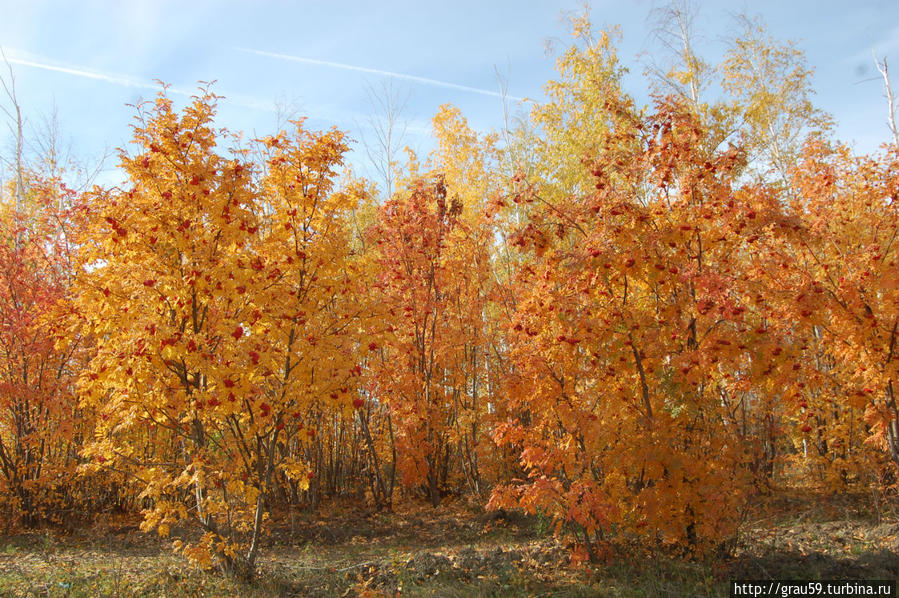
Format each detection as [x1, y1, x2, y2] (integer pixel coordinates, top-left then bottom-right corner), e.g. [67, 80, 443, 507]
[0, 490, 897, 597]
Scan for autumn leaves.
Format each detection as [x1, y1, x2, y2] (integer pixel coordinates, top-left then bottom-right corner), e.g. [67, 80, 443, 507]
[73, 91, 365, 576]
[1, 13, 897, 580]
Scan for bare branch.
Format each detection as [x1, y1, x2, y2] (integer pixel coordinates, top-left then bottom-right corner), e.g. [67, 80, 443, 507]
[0, 48, 26, 246]
[874, 55, 899, 149]
[644, 0, 706, 109]
[357, 78, 410, 199]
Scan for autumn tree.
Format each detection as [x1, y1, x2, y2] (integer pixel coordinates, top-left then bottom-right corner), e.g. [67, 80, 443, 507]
[427, 105, 508, 493]
[0, 60, 112, 525]
[254, 130, 371, 514]
[645, 0, 711, 111]
[720, 15, 833, 184]
[770, 138, 899, 482]
[368, 174, 490, 506]
[484, 16, 803, 558]
[0, 176, 88, 526]
[644, 1, 737, 156]
[644, 3, 832, 185]
[74, 87, 362, 579]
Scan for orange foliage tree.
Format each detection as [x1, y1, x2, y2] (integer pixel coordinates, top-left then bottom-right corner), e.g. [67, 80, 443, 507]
[73, 88, 362, 578]
[489, 94, 798, 558]
[768, 139, 899, 484]
[368, 176, 491, 506]
[0, 177, 87, 526]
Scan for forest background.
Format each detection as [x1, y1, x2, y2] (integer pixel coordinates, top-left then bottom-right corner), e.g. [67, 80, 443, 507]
[1, 2, 899, 595]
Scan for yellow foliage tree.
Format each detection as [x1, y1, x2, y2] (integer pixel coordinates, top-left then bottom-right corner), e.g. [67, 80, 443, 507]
[73, 88, 361, 578]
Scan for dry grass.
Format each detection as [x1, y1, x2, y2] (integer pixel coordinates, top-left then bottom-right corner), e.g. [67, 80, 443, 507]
[0, 492, 896, 597]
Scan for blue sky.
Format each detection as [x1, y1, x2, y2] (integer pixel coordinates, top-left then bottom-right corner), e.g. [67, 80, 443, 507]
[1, 1, 897, 187]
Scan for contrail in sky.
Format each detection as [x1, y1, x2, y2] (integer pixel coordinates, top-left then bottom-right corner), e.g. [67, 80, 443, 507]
[2, 50, 274, 112]
[3, 53, 185, 94]
[236, 47, 524, 102]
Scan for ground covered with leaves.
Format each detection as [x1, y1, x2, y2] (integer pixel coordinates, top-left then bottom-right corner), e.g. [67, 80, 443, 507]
[0, 491, 897, 597]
